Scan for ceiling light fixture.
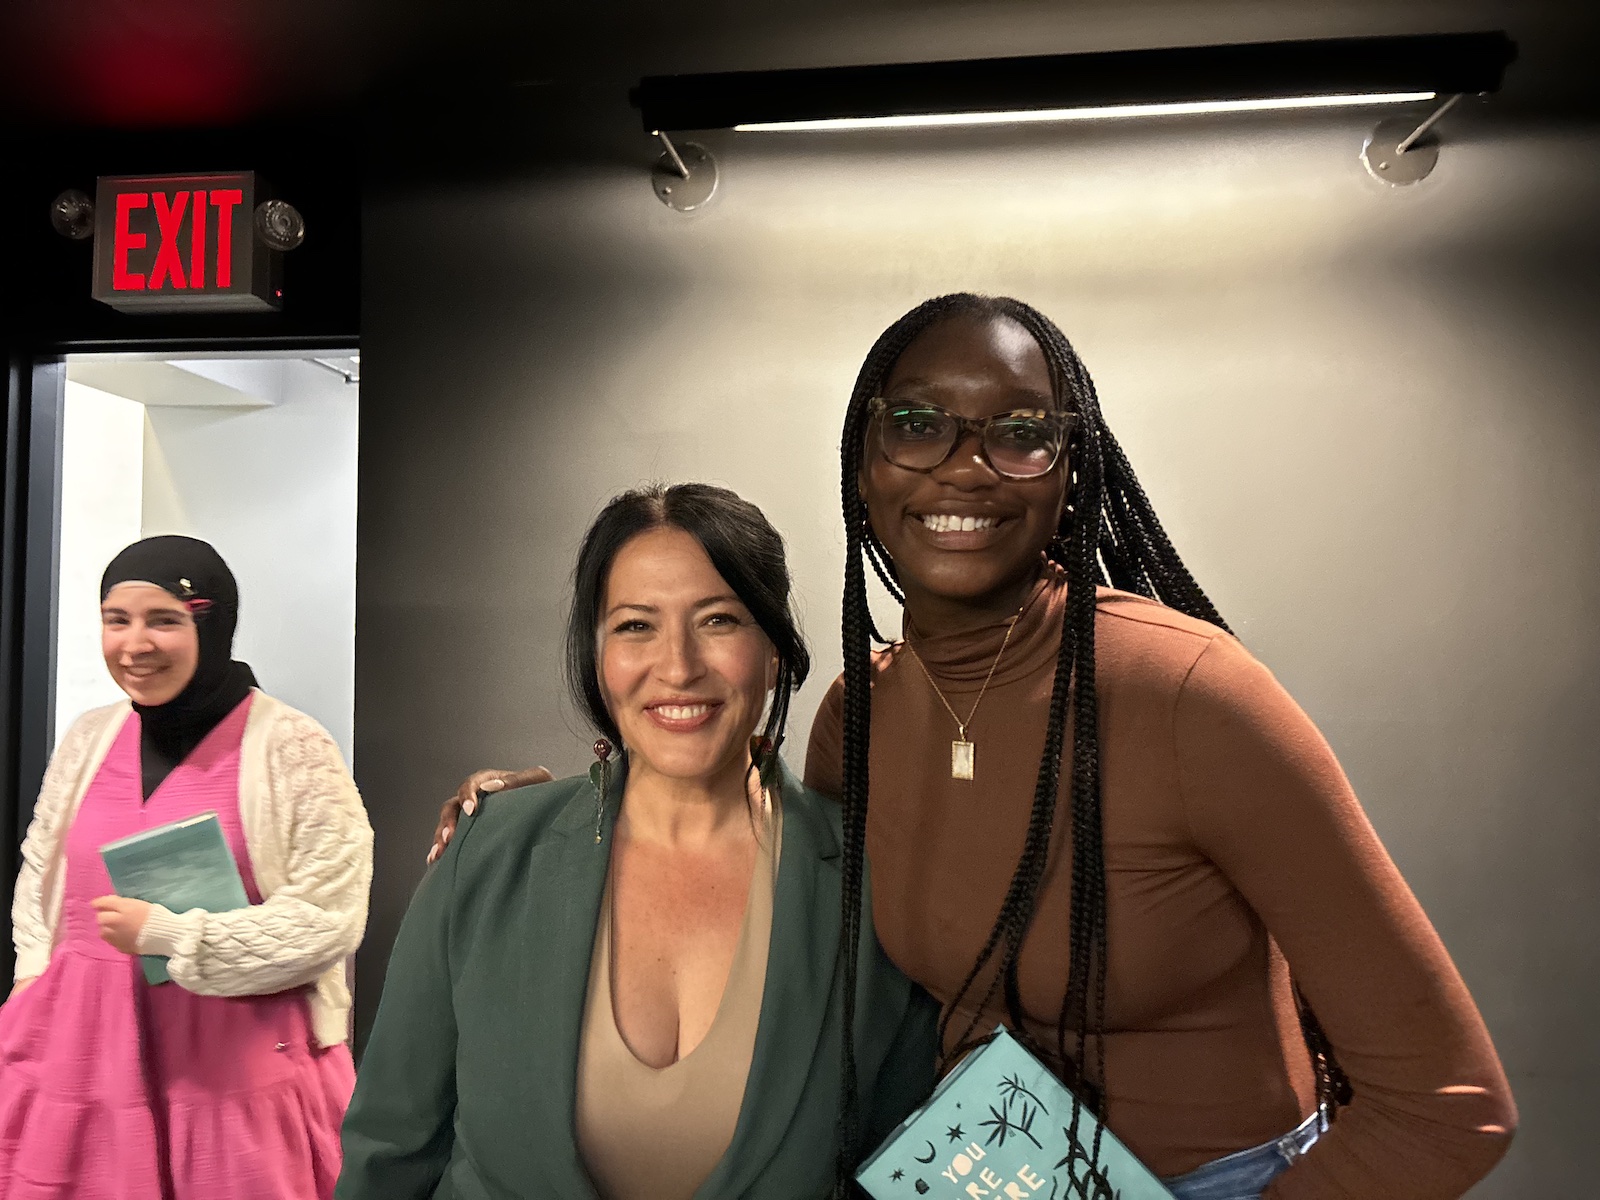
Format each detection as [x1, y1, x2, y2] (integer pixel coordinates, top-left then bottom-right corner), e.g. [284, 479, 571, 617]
[633, 31, 1515, 201]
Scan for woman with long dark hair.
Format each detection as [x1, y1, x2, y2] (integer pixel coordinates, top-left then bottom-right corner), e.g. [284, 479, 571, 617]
[812, 294, 1514, 1199]
[345, 484, 935, 1200]
[434, 297, 1515, 1200]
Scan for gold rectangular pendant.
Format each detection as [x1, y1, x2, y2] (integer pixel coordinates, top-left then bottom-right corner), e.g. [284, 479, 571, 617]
[952, 740, 975, 780]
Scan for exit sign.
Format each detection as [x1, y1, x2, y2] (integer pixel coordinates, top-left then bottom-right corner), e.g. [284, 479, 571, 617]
[91, 172, 282, 313]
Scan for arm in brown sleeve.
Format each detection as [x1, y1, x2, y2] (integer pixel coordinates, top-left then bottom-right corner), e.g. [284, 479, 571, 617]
[803, 674, 846, 801]
[1174, 635, 1515, 1200]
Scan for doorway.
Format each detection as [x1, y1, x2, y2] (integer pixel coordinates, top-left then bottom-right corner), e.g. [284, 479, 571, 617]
[51, 351, 360, 764]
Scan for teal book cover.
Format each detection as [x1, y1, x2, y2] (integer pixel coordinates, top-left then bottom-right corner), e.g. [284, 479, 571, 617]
[857, 1028, 1175, 1200]
[99, 811, 249, 986]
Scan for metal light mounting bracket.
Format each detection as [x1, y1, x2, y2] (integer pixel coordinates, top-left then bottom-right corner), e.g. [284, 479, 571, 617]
[651, 130, 718, 211]
[1362, 93, 1462, 185]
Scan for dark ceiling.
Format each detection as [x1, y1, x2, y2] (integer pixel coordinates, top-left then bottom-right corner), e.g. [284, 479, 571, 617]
[1, 0, 1595, 134]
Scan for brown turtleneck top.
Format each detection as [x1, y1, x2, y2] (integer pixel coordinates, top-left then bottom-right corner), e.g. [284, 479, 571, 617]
[805, 564, 1514, 1199]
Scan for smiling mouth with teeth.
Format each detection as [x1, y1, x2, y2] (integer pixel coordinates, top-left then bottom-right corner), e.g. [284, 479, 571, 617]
[651, 704, 713, 720]
[920, 514, 1000, 533]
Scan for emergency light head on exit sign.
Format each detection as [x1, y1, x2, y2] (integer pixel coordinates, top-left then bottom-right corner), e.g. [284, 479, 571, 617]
[91, 172, 283, 313]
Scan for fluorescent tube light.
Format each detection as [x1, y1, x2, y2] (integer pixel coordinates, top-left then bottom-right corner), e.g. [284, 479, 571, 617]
[633, 34, 1513, 135]
[733, 91, 1438, 132]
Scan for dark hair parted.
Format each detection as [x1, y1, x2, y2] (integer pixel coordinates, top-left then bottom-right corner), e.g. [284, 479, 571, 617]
[833, 295, 1348, 1191]
[564, 482, 811, 762]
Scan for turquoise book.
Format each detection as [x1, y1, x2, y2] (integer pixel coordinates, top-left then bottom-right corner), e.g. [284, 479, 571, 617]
[99, 811, 249, 986]
[857, 1028, 1175, 1200]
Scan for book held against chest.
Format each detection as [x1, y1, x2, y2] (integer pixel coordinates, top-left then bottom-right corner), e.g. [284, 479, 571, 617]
[857, 1027, 1175, 1200]
[99, 811, 250, 985]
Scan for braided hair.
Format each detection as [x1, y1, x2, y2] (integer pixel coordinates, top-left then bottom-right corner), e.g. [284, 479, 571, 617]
[833, 295, 1348, 1193]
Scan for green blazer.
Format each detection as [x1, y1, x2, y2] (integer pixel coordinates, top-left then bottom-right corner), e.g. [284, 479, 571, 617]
[338, 762, 938, 1200]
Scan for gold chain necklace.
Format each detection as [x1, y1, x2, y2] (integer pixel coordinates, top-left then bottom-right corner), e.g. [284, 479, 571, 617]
[902, 605, 1023, 781]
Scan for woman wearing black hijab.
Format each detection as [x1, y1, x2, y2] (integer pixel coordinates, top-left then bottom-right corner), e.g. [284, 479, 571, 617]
[2, 535, 373, 1200]
[108, 535, 261, 799]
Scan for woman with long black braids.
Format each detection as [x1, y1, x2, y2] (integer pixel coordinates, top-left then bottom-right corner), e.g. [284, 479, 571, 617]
[807, 294, 1515, 1200]
[433, 295, 1515, 1200]
[2, 535, 372, 1199]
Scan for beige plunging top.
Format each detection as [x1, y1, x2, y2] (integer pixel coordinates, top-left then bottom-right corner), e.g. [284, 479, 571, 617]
[574, 800, 780, 1200]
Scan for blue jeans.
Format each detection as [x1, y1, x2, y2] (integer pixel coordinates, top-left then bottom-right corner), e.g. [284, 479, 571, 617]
[1161, 1111, 1325, 1200]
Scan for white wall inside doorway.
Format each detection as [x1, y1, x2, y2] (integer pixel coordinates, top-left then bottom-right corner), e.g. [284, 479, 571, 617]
[55, 382, 147, 740]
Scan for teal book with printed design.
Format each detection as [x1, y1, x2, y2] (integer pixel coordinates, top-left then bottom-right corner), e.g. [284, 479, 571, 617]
[99, 811, 250, 985]
[857, 1027, 1175, 1200]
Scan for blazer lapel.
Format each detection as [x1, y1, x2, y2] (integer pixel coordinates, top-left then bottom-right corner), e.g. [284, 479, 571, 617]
[697, 762, 842, 1198]
[514, 778, 620, 1200]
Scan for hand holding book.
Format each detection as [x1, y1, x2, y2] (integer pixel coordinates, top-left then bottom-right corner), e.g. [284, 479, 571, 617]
[99, 811, 250, 985]
[90, 895, 154, 954]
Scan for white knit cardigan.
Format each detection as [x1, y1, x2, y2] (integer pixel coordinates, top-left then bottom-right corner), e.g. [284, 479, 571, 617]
[10, 690, 373, 1048]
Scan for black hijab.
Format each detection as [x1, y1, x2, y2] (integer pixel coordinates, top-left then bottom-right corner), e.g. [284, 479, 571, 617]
[100, 536, 259, 799]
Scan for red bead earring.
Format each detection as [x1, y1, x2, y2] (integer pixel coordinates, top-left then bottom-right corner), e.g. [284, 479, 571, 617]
[590, 738, 613, 844]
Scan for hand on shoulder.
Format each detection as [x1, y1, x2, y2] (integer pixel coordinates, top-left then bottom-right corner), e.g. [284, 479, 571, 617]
[428, 767, 554, 864]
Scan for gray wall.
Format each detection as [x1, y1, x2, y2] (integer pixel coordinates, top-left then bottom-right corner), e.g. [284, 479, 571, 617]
[354, 8, 1600, 1195]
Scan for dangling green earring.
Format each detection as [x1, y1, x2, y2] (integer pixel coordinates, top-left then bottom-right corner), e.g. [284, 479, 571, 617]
[749, 734, 781, 790]
[589, 738, 613, 844]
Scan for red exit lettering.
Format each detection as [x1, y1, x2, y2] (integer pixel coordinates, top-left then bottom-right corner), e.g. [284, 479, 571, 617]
[111, 187, 245, 293]
[111, 193, 147, 290]
[93, 172, 279, 313]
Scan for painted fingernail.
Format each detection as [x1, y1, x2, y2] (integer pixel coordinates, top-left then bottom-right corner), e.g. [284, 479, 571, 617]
[443, 827, 452, 844]
[463, 799, 477, 816]
[482, 779, 506, 793]
[426, 847, 438, 864]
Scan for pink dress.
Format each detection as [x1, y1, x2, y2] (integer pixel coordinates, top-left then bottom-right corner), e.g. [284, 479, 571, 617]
[0, 696, 355, 1199]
